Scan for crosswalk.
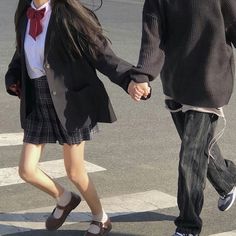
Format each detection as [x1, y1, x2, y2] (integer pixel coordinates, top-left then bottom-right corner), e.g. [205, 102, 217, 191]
[0, 190, 177, 235]
[0, 132, 235, 236]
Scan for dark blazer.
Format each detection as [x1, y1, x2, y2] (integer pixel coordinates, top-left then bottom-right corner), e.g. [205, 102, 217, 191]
[5, 8, 133, 132]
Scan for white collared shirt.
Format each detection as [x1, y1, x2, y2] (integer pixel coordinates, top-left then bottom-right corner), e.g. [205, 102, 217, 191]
[24, 0, 51, 79]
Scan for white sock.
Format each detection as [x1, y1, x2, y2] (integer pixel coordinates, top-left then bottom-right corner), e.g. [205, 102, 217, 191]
[53, 190, 72, 219]
[92, 209, 108, 223]
[88, 210, 108, 234]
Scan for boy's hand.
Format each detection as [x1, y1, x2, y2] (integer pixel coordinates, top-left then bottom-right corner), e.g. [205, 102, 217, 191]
[128, 81, 151, 101]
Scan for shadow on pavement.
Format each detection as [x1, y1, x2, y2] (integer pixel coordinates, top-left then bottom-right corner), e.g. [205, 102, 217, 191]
[111, 211, 176, 222]
[3, 211, 175, 235]
[5, 230, 141, 236]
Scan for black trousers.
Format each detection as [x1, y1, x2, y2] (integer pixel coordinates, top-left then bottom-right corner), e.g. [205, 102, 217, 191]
[166, 100, 236, 235]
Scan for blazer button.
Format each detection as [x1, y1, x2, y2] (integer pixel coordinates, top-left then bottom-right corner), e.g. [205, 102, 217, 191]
[52, 91, 57, 96]
[45, 63, 50, 69]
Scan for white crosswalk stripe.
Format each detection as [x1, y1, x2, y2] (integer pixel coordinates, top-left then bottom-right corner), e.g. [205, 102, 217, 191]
[0, 159, 106, 187]
[209, 231, 236, 236]
[0, 133, 23, 147]
[0, 190, 177, 235]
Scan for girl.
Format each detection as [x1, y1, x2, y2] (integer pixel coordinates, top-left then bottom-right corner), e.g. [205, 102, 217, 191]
[128, 0, 236, 235]
[5, 0, 148, 235]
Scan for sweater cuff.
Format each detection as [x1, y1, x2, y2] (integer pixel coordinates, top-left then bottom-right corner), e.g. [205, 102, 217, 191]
[130, 73, 150, 84]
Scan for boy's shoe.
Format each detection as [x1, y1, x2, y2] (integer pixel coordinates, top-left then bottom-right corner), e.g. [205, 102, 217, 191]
[218, 186, 236, 211]
[173, 232, 199, 236]
[84, 218, 112, 236]
[45, 192, 81, 231]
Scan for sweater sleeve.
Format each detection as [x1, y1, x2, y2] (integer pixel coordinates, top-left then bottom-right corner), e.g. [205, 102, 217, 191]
[5, 49, 22, 96]
[221, 0, 236, 47]
[130, 0, 165, 83]
[226, 21, 236, 48]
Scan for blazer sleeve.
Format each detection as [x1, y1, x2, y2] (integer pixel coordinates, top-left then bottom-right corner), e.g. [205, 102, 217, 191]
[5, 49, 22, 96]
[130, 0, 165, 83]
[85, 37, 134, 92]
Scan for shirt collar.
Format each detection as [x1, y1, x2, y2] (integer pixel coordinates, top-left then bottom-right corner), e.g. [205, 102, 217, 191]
[31, 0, 51, 13]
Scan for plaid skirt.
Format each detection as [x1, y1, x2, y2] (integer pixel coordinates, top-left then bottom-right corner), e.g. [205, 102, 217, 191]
[23, 76, 98, 145]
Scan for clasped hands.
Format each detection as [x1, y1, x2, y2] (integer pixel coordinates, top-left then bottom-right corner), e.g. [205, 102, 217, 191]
[128, 80, 151, 101]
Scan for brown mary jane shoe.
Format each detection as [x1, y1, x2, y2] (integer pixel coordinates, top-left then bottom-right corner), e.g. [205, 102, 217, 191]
[45, 192, 81, 231]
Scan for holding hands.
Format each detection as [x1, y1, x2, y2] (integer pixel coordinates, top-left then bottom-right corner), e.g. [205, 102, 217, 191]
[128, 81, 151, 101]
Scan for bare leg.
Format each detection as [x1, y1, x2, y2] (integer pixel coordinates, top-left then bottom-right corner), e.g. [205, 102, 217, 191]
[19, 143, 64, 198]
[63, 142, 102, 215]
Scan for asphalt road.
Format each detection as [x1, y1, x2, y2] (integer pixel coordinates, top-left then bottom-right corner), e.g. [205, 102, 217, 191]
[0, 1, 236, 235]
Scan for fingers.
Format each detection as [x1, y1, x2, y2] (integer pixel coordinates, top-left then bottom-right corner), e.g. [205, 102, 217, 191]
[142, 86, 151, 98]
[128, 81, 151, 101]
[128, 81, 141, 101]
[9, 84, 18, 93]
[8, 83, 21, 98]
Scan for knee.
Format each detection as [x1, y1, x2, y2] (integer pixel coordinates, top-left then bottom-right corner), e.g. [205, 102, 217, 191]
[18, 165, 36, 182]
[67, 170, 87, 184]
[67, 171, 79, 183]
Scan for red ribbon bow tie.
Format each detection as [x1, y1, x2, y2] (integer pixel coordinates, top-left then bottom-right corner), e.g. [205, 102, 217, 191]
[26, 7, 46, 40]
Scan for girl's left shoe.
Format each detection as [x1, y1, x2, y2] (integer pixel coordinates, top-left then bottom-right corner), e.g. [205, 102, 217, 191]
[84, 219, 112, 236]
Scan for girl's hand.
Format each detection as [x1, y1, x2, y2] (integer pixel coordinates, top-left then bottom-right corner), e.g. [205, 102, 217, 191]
[8, 81, 21, 98]
[128, 81, 151, 101]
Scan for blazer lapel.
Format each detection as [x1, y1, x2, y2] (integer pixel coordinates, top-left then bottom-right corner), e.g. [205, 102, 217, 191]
[44, 11, 55, 61]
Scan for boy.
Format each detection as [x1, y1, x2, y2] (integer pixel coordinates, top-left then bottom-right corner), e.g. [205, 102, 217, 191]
[128, 0, 236, 235]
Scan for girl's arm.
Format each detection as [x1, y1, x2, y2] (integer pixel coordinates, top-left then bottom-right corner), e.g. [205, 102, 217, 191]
[5, 49, 22, 97]
[84, 37, 134, 92]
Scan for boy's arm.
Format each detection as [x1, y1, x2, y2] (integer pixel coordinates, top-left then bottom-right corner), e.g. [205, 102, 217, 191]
[5, 49, 22, 96]
[130, 0, 165, 84]
[226, 22, 236, 48]
[221, 0, 236, 47]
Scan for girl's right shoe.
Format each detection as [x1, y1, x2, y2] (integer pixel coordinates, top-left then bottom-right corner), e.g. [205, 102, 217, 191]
[84, 218, 112, 236]
[45, 192, 81, 231]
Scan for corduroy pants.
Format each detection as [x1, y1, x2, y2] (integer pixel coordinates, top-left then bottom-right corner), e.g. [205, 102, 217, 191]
[166, 100, 236, 235]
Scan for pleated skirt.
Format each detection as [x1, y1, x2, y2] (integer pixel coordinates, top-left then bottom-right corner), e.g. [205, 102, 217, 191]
[23, 77, 98, 145]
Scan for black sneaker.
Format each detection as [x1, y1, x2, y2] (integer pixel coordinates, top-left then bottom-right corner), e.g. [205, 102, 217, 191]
[218, 186, 236, 211]
[172, 232, 199, 236]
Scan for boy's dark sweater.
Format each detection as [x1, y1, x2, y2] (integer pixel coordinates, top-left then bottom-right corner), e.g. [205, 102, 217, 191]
[132, 0, 236, 107]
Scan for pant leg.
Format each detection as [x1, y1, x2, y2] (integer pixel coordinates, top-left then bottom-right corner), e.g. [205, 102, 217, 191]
[175, 111, 213, 234]
[206, 116, 236, 196]
[168, 99, 236, 197]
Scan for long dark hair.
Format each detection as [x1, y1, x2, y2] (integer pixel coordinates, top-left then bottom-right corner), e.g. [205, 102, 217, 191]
[14, 0, 107, 58]
[15, 0, 29, 49]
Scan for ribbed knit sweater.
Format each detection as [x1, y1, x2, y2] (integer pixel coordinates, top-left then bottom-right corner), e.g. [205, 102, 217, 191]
[131, 0, 236, 107]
